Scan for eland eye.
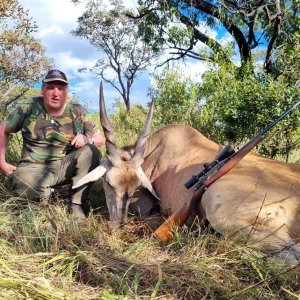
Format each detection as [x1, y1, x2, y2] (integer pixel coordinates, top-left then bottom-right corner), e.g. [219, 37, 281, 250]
[105, 180, 113, 188]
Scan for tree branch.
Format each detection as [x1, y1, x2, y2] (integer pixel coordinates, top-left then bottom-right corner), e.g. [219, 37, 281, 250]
[125, 6, 159, 19]
[181, 0, 251, 63]
[179, 14, 233, 63]
[264, 0, 282, 74]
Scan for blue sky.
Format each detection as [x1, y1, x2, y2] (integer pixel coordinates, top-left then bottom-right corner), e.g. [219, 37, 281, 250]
[19, 0, 219, 113]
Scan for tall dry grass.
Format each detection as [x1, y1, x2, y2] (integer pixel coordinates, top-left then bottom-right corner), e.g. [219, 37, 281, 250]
[0, 180, 299, 299]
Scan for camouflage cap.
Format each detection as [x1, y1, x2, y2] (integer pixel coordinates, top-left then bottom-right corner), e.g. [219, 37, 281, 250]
[43, 69, 68, 84]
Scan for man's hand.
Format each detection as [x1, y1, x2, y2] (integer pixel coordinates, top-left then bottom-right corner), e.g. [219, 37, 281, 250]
[71, 134, 90, 148]
[0, 162, 17, 176]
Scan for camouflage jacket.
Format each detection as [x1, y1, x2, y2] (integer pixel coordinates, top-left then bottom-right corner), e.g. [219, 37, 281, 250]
[6, 96, 97, 163]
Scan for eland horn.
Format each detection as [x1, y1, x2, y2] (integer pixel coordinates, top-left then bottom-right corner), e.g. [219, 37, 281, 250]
[99, 82, 121, 164]
[132, 100, 155, 165]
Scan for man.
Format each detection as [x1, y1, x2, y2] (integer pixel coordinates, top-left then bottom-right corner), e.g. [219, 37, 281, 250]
[0, 69, 105, 219]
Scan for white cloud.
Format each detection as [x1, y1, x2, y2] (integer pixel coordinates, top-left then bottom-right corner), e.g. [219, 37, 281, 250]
[40, 25, 64, 37]
[21, 0, 86, 25]
[52, 51, 97, 73]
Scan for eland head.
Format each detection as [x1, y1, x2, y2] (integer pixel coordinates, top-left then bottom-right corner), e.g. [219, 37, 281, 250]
[73, 82, 159, 227]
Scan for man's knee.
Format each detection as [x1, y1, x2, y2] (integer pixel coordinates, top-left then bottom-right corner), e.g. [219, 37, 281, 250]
[10, 165, 52, 201]
[77, 144, 100, 168]
[11, 177, 51, 200]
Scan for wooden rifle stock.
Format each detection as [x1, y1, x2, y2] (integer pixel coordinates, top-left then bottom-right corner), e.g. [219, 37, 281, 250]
[155, 96, 300, 242]
[154, 203, 189, 242]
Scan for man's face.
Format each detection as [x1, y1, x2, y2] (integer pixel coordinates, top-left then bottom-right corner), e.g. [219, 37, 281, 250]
[41, 82, 68, 111]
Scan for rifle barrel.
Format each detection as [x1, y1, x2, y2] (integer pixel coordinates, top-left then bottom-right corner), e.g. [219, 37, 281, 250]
[237, 98, 300, 154]
[261, 98, 300, 136]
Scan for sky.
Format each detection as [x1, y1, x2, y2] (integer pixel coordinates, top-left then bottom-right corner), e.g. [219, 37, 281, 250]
[18, 0, 216, 113]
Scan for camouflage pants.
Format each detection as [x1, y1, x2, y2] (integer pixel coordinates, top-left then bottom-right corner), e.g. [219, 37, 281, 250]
[10, 144, 100, 205]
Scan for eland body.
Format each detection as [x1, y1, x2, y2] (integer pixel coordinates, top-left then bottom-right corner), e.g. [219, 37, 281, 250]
[73, 84, 300, 264]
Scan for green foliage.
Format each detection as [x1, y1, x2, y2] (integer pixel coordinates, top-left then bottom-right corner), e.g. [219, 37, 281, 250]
[270, 0, 300, 79]
[110, 100, 151, 146]
[0, 0, 53, 87]
[147, 63, 299, 162]
[149, 67, 202, 129]
[129, 0, 300, 79]
[199, 62, 300, 161]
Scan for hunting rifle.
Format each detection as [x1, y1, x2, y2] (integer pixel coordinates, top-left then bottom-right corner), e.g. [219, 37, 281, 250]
[154, 98, 300, 242]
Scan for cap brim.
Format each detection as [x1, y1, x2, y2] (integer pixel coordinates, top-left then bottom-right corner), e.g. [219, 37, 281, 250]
[43, 78, 68, 84]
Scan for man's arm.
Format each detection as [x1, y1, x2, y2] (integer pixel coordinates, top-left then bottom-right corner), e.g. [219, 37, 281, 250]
[0, 121, 17, 176]
[89, 130, 106, 147]
[71, 130, 106, 149]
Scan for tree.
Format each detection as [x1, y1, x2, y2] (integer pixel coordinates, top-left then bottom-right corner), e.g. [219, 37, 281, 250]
[0, 0, 53, 84]
[271, 3, 300, 83]
[72, 0, 157, 112]
[128, 0, 299, 161]
[128, 0, 299, 78]
[0, 0, 53, 105]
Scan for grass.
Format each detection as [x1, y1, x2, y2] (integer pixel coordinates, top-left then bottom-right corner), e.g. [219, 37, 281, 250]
[0, 180, 299, 299]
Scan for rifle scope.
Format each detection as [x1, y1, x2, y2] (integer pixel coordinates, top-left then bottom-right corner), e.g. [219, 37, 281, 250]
[184, 144, 235, 189]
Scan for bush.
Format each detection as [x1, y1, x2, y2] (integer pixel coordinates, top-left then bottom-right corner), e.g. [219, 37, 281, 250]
[200, 66, 300, 161]
[110, 100, 153, 147]
[149, 67, 202, 130]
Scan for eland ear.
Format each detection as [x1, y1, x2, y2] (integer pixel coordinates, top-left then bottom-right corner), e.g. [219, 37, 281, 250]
[72, 161, 110, 189]
[136, 167, 160, 200]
